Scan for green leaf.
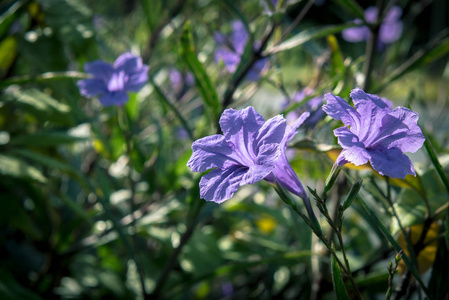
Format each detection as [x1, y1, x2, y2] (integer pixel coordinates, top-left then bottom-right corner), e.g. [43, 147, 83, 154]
[10, 131, 86, 147]
[9, 149, 88, 186]
[331, 254, 350, 300]
[0, 0, 27, 40]
[0, 269, 42, 300]
[267, 23, 358, 54]
[355, 194, 431, 298]
[179, 22, 220, 122]
[0, 154, 46, 183]
[392, 168, 448, 235]
[140, 0, 163, 31]
[5, 87, 73, 124]
[330, 0, 365, 19]
[423, 134, 449, 195]
[0, 37, 17, 77]
[327, 35, 345, 79]
[375, 29, 449, 92]
[428, 239, 449, 300]
[342, 178, 362, 211]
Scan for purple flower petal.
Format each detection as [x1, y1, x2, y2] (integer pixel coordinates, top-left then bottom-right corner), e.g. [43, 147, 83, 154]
[219, 107, 265, 164]
[214, 47, 241, 73]
[84, 61, 114, 82]
[372, 107, 425, 153]
[342, 25, 370, 43]
[199, 166, 247, 203]
[78, 52, 148, 107]
[334, 127, 370, 166]
[188, 106, 309, 203]
[114, 52, 143, 72]
[98, 90, 129, 107]
[368, 147, 415, 178]
[77, 78, 107, 97]
[231, 21, 248, 54]
[323, 93, 361, 130]
[187, 135, 240, 172]
[324, 88, 424, 178]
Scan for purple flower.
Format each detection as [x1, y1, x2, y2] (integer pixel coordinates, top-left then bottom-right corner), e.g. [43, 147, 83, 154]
[285, 88, 325, 128]
[187, 106, 310, 203]
[322, 88, 425, 179]
[214, 21, 268, 81]
[168, 68, 194, 98]
[77, 52, 149, 106]
[342, 6, 403, 47]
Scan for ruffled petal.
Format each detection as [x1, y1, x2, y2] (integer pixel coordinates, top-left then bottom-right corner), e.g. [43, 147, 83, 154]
[219, 107, 265, 164]
[368, 147, 415, 178]
[241, 164, 274, 185]
[187, 134, 240, 172]
[334, 127, 370, 166]
[199, 166, 247, 203]
[254, 115, 286, 150]
[254, 143, 281, 166]
[323, 93, 361, 130]
[350, 88, 391, 109]
[285, 112, 310, 143]
[77, 78, 107, 97]
[372, 107, 425, 153]
[98, 91, 129, 107]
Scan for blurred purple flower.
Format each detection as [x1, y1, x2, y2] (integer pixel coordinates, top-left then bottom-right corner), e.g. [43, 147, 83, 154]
[285, 88, 325, 128]
[169, 68, 194, 98]
[342, 6, 403, 47]
[77, 52, 149, 106]
[323, 88, 425, 179]
[214, 21, 268, 81]
[187, 106, 309, 203]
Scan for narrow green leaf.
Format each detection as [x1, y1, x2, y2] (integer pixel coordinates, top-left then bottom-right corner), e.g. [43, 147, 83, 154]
[327, 35, 345, 79]
[423, 134, 449, 195]
[0, 71, 87, 88]
[375, 29, 449, 92]
[149, 76, 195, 141]
[332, 254, 350, 300]
[179, 22, 220, 122]
[331, 0, 365, 19]
[343, 178, 363, 211]
[0, 37, 17, 77]
[356, 195, 431, 298]
[9, 149, 88, 187]
[0, 0, 27, 40]
[267, 23, 358, 54]
[5, 87, 74, 124]
[0, 154, 47, 183]
[10, 131, 86, 147]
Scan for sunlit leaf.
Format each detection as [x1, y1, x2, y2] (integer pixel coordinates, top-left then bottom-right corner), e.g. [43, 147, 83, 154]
[397, 222, 440, 274]
[179, 22, 220, 122]
[267, 23, 358, 54]
[0, 154, 46, 183]
[10, 131, 86, 147]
